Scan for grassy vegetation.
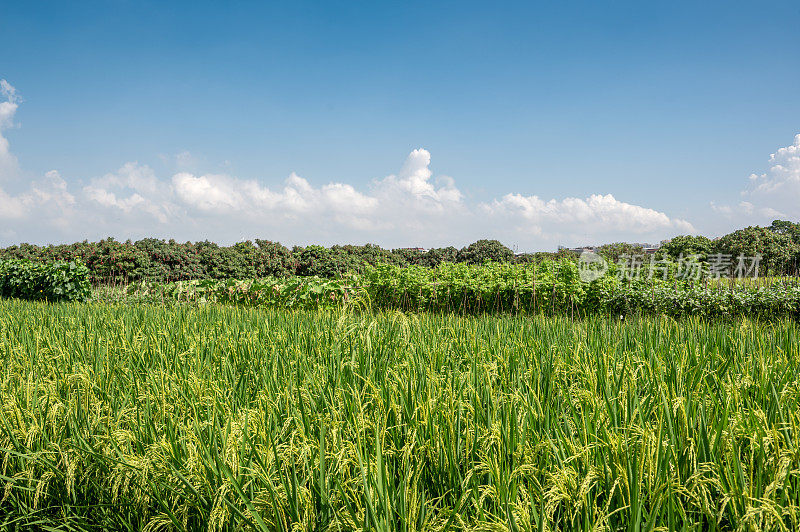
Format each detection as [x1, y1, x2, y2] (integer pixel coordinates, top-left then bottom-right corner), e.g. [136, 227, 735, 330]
[2, 299, 800, 530]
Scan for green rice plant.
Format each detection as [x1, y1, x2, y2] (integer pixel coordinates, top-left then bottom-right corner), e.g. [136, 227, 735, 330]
[124, 275, 363, 310]
[1, 300, 800, 529]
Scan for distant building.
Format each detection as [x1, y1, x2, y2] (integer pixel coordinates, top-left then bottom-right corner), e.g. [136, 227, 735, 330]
[557, 245, 595, 254]
[557, 243, 661, 255]
[631, 243, 661, 254]
[398, 247, 429, 253]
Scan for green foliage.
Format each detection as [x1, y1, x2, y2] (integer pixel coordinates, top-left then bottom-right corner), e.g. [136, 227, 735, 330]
[456, 239, 515, 265]
[515, 249, 578, 264]
[0, 259, 91, 301]
[2, 302, 800, 529]
[769, 219, 800, 242]
[363, 260, 584, 314]
[594, 242, 645, 262]
[361, 261, 800, 320]
[331, 243, 407, 269]
[769, 220, 800, 271]
[118, 260, 800, 321]
[4, 220, 800, 283]
[660, 234, 713, 260]
[419, 246, 459, 267]
[198, 240, 296, 279]
[0, 238, 298, 283]
[713, 225, 798, 276]
[292, 245, 348, 277]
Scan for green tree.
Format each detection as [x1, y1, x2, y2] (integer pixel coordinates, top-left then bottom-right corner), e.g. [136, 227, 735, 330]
[769, 220, 800, 243]
[457, 240, 514, 265]
[420, 247, 459, 268]
[595, 243, 645, 263]
[660, 235, 713, 260]
[713, 226, 797, 276]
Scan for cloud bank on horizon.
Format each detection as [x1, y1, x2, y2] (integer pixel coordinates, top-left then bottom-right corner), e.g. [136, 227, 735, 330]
[0, 80, 796, 250]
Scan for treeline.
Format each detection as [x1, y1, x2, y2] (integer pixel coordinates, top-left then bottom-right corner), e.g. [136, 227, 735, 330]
[1, 220, 799, 283]
[0, 238, 552, 283]
[657, 220, 800, 275]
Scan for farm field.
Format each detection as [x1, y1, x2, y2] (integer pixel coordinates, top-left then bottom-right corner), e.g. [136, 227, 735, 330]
[2, 299, 800, 530]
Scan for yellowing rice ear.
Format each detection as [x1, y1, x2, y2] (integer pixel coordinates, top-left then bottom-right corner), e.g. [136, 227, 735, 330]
[0, 299, 798, 529]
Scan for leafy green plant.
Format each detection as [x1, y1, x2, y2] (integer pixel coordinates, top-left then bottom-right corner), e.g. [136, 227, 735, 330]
[0, 259, 91, 301]
[117, 260, 800, 320]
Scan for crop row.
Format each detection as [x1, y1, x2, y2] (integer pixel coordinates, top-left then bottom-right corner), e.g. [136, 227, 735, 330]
[121, 261, 800, 320]
[2, 301, 799, 529]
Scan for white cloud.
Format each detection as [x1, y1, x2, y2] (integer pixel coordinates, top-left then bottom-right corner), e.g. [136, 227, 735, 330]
[31, 170, 76, 209]
[172, 172, 245, 212]
[170, 171, 380, 221]
[83, 163, 175, 223]
[93, 162, 163, 196]
[0, 169, 75, 232]
[0, 83, 74, 225]
[0, 80, 701, 248]
[0, 188, 26, 219]
[484, 193, 695, 242]
[747, 134, 800, 196]
[0, 79, 21, 180]
[709, 201, 733, 216]
[373, 149, 463, 211]
[710, 134, 800, 226]
[710, 200, 784, 220]
[169, 150, 460, 230]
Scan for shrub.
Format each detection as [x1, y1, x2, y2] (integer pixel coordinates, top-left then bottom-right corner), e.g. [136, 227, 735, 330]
[0, 259, 91, 301]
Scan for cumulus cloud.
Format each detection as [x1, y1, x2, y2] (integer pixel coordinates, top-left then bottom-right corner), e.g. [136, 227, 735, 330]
[0, 80, 699, 248]
[748, 134, 800, 195]
[71, 152, 693, 246]
[710, 134, 800, 226]
[375, 148, 463, 205]
[171, 171, 380, 223]
[710, 200, 784, 220]
[83, 162, 176, 223]
[0, 169, 75, 227]
[0, 188, 26, 219]
[484, 193, 695, 241]
[0, 79, 21, 180]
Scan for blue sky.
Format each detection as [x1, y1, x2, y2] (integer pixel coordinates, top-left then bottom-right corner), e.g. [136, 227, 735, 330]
[1, 0, 799, 250]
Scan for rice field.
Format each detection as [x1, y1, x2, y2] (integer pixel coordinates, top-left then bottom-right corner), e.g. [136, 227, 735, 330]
[1, 299, 800, 530]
